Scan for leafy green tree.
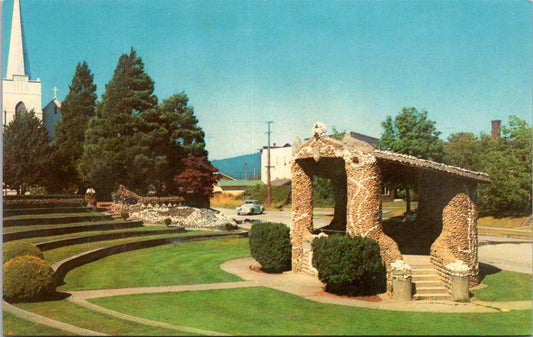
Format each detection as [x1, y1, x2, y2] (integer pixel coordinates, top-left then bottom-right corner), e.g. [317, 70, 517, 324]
[80, 48, 157, 199]
[49, 61, 97, 193]
[443, 132, 480, 171]
[477, 116, 532, 216]
[377, 107, 444, 162]
[377, 107, 444, 211]
[3, 111, 51, 195]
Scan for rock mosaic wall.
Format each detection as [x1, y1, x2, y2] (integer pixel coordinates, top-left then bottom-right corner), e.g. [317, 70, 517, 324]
[290, 122, 485, 295]
[425, 174, 479, 288]
[110, 185, 235, 229]
[291, 129, 402, 292]
[290, 160, 314, 273]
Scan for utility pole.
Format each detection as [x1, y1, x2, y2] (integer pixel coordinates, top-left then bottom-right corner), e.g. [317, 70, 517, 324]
[266, 121, 273, 207]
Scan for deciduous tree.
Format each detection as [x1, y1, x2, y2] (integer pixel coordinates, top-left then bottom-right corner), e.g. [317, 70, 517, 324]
[376, 107, 444, 211]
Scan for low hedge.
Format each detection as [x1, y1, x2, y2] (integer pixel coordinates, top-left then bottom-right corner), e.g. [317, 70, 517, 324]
[249, 222, 291, 273]
[3, 242, 44, 263]
[3, 194, 81, 200]
[312, 235, 386, 296]
[3, 256, 57, 302]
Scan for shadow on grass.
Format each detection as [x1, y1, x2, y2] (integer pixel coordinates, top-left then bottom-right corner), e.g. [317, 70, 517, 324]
[478, 262, 502, 283]
[10, 291, 72, 304]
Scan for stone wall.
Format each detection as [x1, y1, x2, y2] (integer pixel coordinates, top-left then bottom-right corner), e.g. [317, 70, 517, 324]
[290, 133, 402, 292]
[345, 158, 402, 292]
[290, 124, 484, 296]
[110, 185, 234, 229]
[422, 173, 479, 289]
[290, 160, 314, 273]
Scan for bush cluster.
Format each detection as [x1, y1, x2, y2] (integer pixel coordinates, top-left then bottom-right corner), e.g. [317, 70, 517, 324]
[3, 242, 44, 263]
[3, 256, 57, 302]
[312, 235, 386, 296]
[249, 222, 292, 273]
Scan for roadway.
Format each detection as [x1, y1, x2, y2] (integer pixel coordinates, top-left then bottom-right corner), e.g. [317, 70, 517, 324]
[216, 207, 532, 275]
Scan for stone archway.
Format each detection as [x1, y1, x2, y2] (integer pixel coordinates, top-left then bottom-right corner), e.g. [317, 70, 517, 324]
[290, 124, 402, 290]
[290, 122, 489, 294]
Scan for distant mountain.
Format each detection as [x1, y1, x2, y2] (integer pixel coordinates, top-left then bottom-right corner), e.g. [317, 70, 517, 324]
[211, 152, 261, 180]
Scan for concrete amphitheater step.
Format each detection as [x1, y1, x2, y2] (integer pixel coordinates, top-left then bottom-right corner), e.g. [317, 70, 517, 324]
[3, 221, 144, 242]
[35, 227, 187, 251]
[3, 206, 88, 217]
[3, 213, 113, 227]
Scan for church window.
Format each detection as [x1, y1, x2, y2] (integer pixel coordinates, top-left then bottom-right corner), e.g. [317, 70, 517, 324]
[15, 102, 27, 116]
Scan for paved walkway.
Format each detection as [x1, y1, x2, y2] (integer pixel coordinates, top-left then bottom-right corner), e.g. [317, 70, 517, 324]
[67, 257, 531, 314]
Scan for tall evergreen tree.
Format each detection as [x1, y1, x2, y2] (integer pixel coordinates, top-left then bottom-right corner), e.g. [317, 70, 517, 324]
[3, 111, 51, 195]
[50, 61, 97, 192]
[80, 48, 157, 199]
[133, 92, 214, 197]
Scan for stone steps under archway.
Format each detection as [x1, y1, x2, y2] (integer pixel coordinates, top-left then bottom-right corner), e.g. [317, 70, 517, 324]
[404, 255, 450, 300]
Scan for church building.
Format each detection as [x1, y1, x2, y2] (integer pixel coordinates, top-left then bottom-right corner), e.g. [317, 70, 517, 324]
[2, 0, 60, 139]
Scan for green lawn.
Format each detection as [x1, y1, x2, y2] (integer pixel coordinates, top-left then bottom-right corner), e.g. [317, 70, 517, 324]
[3, 220, 124, 233]
[4, 212, 105, 220]
[90, 287, 532, 336]
[7, 225, 181, 244]
[473, 270, 532, 301]
[60, 238, 250, 290]
[43, 231, 227, 264]
[14, 300, 192, 336]
[3, 311, 73, 336]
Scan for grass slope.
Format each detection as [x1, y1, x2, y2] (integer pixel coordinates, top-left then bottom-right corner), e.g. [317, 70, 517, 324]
[14, 300, 191, 336]
[473, 270, 532, 301]
[3, 311, 73, 336]
[91, 287, 532, 336]
[60, 238, 250, 290]
[43, 231, 220, 264]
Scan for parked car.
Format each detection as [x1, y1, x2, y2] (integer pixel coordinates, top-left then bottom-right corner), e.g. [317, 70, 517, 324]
[236, 200, 265, 215]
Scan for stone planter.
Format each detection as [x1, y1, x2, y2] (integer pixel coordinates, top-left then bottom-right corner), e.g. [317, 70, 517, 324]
[451, 274, 470, 301]
[393, 276, 412, 302]
[391, 260, 412, 302]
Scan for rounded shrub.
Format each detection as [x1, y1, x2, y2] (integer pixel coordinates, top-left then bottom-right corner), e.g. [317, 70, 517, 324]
[3, 241, 44, 263]
[164, 218, 172, 226]
[312, 235, 386, 296]
[3, 256, 57, 302]
[249, 222, 292, 273]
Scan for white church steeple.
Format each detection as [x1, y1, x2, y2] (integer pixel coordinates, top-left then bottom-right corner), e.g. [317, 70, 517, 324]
[2, 0, 42, 128]
[6, 0, 26, 79]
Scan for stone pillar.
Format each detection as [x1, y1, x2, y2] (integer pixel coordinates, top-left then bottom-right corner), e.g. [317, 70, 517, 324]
[442, 184, 479, 285]
[345, 158, 402, 293]
[345, 159, 382, 239]
[290, 160, 314, 272]
[429, 174, 480, 289]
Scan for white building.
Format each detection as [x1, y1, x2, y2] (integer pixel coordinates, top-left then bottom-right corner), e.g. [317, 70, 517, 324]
[2, 0, 42, 127]
[3, 0, 61, 138]
[42, 97, 62, 140]
[261, 143, 292, 184]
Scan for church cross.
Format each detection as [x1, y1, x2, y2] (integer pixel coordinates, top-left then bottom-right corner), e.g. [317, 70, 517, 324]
[53, 86, 58, 98]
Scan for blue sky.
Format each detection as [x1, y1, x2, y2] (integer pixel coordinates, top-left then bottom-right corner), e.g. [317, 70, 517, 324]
[3, 0, 531, 159]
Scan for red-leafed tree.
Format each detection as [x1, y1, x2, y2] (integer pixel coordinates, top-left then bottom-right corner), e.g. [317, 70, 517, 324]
[174, 156, 220, 208]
